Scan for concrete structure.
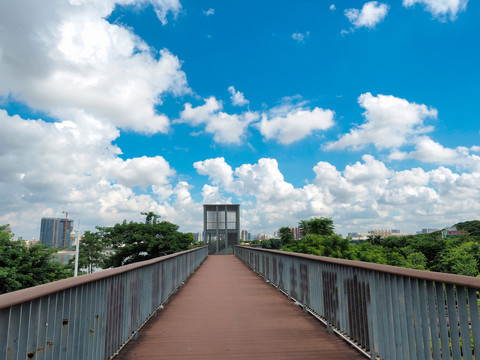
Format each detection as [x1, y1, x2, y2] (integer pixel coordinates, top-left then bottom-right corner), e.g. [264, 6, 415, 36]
[417, 228, 439, 234]
[40, 217, 73, 248]
[203, 204, 240, 254]
[240, 229, 250, 242]
[441, 226, 468, 238]
[192, 232, 202, 242]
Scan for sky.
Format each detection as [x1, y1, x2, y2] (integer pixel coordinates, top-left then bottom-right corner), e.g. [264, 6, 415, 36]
[0, 0, 479, 240]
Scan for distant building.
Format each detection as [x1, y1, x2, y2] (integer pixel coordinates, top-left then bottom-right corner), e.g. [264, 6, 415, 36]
[416, 228, 439, 234]
[240, 230, 250, 242]
[256, 234, 274, 240]
[441, 227, 468, 238]
[349, 229, 412, 240]
[290, 227, 303, 240]
[369, 229, 394, 237]
[40, 217, 73, 248]
[368, 229, 412, 238]
[192, 232, 202, 242]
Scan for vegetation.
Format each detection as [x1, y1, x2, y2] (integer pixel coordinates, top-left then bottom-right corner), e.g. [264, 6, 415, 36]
[101, 212, 193, 268]
[0, 225, 73, 294]
[264, 219, 480, 277]
[68, 230, 106, 274]
[0, 212, 196, 293]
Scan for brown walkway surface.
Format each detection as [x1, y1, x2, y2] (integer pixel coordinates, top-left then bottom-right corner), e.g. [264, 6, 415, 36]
[114, 255, 366, 359]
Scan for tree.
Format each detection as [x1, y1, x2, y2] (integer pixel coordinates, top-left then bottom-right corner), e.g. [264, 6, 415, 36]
[308, 217, 335, 236]
[298, 220, 310, 236]
[261, 238, 283, 250]
[69, 230, 106, 274]
[279, 227, 294, 245]
[298, 217, 335, 237]
[320, 234, 356, 260]
[437, 242, 478, 276]
[102, 212, 193, 268]
[0, 225, 73, 294]
[456, 220, 480, 237]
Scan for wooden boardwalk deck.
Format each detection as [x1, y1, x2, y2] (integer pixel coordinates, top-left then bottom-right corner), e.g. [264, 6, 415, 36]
[114, 255, 366, 359]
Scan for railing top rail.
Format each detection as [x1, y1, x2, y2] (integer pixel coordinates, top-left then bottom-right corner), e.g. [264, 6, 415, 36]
[0, 246, 207, 309]
[236, 245, 480, 289]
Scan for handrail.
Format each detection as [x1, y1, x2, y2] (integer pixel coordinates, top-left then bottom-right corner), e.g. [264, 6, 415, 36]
[0, 246, 208, 360]
[235, 245, 480, 360]
[0, 247, 205, 309]
[239, 246, 480, 288]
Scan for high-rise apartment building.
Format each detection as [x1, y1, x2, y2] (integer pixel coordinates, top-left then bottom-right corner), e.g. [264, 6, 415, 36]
[40, 217, 73, 248]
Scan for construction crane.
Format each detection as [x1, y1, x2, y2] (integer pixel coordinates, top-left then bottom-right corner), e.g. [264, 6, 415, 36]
[62, 211, 79, 248]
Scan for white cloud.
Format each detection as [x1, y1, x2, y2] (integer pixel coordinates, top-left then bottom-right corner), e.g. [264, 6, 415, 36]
[201, 184, 230, 204]
[0, 0, 189, 135]
[344, 1, 389, 30]
[193, 158, 235, 192]
[325, 92, 437, 151]
[107, 156, 176, 188]
[330, 4, 336, 11]
[178, 97, 259, 144]
[403, 0, 468, 21]
[228, 86, 249, 106]
[258, 99, 335, 145]
[193, 156, 480, 236]
[0, 109, 185, 236]
[391, 136, 480, 172]
[292, 31, 310, 43]
[203, 8, 215, 16]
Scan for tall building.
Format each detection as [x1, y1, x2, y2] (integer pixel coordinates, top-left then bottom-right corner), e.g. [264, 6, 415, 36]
[192, 232, 202, 242]
[40, 217, 73, 248]
[290, 227, 303, 240]
[203, 204, 240, 255]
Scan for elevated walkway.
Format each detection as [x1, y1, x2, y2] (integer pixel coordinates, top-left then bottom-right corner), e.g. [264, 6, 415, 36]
[114, 255, 365, 359]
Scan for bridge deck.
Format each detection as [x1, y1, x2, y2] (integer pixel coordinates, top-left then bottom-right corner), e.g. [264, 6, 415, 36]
[114, 255, 365, 359]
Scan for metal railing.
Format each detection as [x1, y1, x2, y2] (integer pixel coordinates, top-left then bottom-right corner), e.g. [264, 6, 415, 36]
[235, 245, 480, 360]
[0, 246, 208, 360]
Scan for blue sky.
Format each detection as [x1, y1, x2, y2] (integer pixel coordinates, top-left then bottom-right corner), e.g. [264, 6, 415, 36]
[0, 0, 478, 240]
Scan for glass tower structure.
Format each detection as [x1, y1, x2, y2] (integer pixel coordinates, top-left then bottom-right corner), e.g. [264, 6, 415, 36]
[203, 204, 240, 255]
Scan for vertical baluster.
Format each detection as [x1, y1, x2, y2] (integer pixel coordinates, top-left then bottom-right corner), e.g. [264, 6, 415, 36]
[456, 286, 472, 360]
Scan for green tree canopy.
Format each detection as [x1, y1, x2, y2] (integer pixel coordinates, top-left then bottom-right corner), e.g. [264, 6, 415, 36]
[298, 217, 335, 236]
[101, 212, 193, 268]
[456, 220, 480, 237]
[0, 225, 73, 294]
[279, 226, 294, 245]
[69, 230, 106, 274]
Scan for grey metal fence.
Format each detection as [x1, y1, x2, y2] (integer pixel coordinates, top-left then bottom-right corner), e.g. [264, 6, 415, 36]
[235, 245, 480, 360]
[0, 246, 208, 360]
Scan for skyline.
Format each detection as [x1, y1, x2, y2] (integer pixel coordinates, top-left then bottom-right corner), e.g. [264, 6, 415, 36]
[0, 0, 479, 240]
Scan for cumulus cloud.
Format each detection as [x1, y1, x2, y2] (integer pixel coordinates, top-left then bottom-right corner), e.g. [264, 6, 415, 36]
[390, 136, 480, 172]
[107, 156, 176, 188]
[0, 0, 189, 135]
[292, 31, 310, 43]
[194, 156, 480, 236]
[325, 92, 437, 151]
[0, 109, 185, 236]
[403, 0, 468, 21]
[258, 98, 335, 145]
[193, 158, 236, 192]
[178, 97, 259, 144]
[344, 1, 389, 31]
[228, 86, 249, 106]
